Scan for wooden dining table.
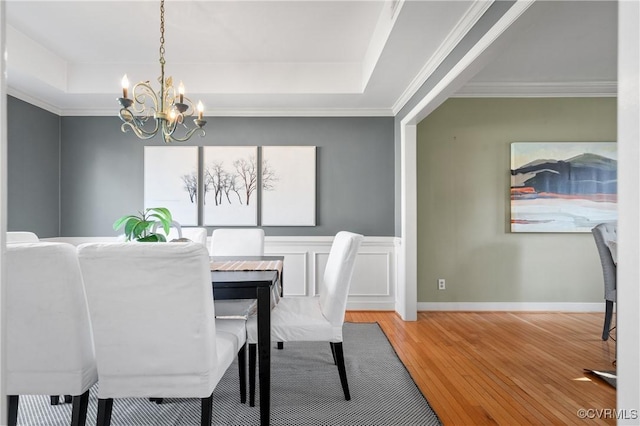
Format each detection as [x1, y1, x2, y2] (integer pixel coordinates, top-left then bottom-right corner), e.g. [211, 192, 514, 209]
[210, 255, 284, 426]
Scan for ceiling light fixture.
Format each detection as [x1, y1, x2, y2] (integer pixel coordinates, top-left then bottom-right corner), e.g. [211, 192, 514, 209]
[117, 0, 206, 143]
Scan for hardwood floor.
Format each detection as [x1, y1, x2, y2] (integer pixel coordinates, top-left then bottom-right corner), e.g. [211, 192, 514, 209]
[345, 311, 617, 425]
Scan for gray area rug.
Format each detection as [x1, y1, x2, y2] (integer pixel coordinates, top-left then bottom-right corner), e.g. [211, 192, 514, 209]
[17, 322, 441, 425]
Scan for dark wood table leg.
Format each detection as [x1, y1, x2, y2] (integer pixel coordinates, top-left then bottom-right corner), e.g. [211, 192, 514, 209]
[257, 286, 271, 426]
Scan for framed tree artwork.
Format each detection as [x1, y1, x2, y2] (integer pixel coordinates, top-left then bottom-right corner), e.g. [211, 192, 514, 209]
[203, 146, 258, 226]
[261, 146, 316, 226]
[144, 146, 198, 226]
[510, 142, 617, 232]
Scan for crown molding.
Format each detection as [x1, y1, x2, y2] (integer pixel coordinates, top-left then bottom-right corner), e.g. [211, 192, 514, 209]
[7, 87, 62, 116]
[60, 107, 394, 118]
[452, 81, 617, 97]
[391, 0, 493, 115]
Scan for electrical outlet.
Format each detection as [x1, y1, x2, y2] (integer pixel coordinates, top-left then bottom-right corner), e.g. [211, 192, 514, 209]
[438, 278, 446, 290]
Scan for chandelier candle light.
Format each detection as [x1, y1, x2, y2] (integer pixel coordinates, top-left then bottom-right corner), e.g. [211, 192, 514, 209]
[117, 0, 206, 143]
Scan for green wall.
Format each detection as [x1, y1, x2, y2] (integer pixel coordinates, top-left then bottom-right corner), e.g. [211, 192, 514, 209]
[417, 98, 616, 304]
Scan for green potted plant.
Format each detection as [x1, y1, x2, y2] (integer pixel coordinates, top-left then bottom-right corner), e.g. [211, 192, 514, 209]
[113, 207, 173, 242]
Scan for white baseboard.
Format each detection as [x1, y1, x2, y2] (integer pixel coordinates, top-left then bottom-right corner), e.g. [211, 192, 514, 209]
[418, 302, 606, 312]
[347, 301, 396, 311]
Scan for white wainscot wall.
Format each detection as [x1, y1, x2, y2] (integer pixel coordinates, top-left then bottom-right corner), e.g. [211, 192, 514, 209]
[265, 236, 397, 311]
[45, 235, 399, 312]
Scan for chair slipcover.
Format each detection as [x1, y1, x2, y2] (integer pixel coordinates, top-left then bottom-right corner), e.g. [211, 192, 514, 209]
[247, 231, 362, 344]
[181, 227, 208, 246]
[154, 224, 208, 247]
[246, 231, 363, 404]
[77, 242, 244, 399]
[7, 231, 39, 243]
[150, 220, 183, 240]
[6, 242, 98, 425]
[210, 228, 265, 256]
[211, 228, 266, 319]
[592, 222, 617, 340]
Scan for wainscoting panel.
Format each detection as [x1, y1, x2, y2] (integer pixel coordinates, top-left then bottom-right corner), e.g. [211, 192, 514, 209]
[44, 235, 398, 311]
[268, 251, 308, 297]
[266, 236, 396, 311]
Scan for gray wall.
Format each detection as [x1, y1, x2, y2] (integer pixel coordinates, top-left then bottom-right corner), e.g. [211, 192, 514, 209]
[417, 97, 616, 303]
[7, 96, 60, 238]
[60, 116, 395, 237]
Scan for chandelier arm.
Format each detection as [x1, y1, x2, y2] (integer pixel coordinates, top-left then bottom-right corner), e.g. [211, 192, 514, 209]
[120, 120, 161, 140]
[163, 127, 206, 143]
[131, 82, 160, 116]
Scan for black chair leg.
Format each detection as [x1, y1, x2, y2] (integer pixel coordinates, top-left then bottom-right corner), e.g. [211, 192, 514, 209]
[249, 343, 257, 407]
[200, 393, 213, 426]
[50, 395, 60, 405]
[238, 343, 247, 403]
[149, 398, 164, 404]
[97, 398, 114, 426]
[602, 300, 614, 341]
[277, 342, 284, 350]
[71, 390, 90, 426]
[330, 342, 337, 365]
[333, 342, 351, 401]
[64, 395, 73, 403]
[8, 395, 19, 426]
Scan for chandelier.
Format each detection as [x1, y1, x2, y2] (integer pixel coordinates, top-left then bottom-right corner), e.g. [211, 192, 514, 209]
[117, 0, 206, 143]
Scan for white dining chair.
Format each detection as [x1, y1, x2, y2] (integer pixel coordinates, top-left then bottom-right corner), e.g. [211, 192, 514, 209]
[6, 242, 98, 426]
[181, 227, 208, 246]
[77, 242, 247, 426]
[246, 231, 363, 405]
[7, 231, 39, 243]
[210, 228, 265, 256]
[211, 228, 266, 319]
[7, 231, 77, 406]
[153, 222, 208, 246]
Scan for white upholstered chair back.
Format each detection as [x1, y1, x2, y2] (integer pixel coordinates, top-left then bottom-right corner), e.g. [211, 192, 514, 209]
[7, 231, 39, 243]
[6, 242, 97, 396]
[153, 224, 208, 247]
[210, 228, 264, 256]
[150, 220, 183, 239]
[181, 227, 208, 246]
[77, 242, 221, 398]
[319, 232, 363, 327]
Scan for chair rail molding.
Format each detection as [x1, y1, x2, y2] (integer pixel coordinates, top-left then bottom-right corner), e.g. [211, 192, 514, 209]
[45, 235, 399, 312]
[45, 235, 618, 314]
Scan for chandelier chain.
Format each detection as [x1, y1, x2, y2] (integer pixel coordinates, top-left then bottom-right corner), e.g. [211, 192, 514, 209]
[159, 0, 166, 66]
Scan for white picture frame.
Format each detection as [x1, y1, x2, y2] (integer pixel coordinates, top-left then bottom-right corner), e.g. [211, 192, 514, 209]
[261, 146, 316, 226]
[203, 146, 259, 226]
[144, 146, 198, 226]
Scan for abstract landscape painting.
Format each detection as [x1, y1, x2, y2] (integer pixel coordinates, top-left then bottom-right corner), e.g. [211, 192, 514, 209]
[144, 146, 198, 226]
[510, 142, 617, 232]
[203, 146, 258, 226]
